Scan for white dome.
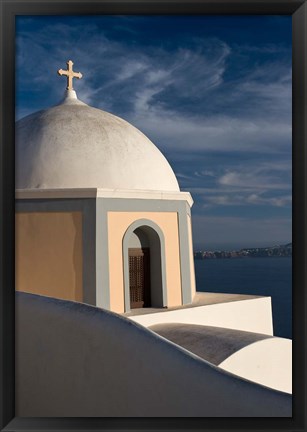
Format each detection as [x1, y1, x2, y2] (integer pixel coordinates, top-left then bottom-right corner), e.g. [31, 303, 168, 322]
[16, 91, 180, 192]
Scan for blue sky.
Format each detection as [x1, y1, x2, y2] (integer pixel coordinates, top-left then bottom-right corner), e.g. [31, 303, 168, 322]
[16, 15, 292, 250]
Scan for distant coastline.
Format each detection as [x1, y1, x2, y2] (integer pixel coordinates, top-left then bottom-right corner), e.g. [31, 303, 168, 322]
[194, 243, 292, 259]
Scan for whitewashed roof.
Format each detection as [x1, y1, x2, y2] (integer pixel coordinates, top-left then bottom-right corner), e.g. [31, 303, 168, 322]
[16, 90, 180, 192]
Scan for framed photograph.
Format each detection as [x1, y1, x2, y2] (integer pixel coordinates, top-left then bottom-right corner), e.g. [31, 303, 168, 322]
[1, 0, 306, 431]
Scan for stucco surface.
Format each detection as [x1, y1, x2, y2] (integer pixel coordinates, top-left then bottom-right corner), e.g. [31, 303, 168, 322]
[219, 338, 292, 394]
[149, 323, 272, 365]
[187, 214, 196, 297]
[15, 292, 291, 417]
[107, 211, 182, 312]
[130, 296, 274, 335]
[15, 212, 83, 301]
[125, 292, 262, 315]
[15, 188, 193, 206]
[15, 91, 179, 192]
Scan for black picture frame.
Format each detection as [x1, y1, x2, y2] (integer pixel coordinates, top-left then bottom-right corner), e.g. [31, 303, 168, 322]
[0, 0, 306, 431]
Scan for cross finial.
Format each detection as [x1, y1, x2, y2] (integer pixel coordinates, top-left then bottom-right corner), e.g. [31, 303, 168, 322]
[57, 60, 82, 90]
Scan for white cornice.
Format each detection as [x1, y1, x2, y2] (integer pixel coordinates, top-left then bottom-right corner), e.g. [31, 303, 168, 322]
[15, 188, 194, 207]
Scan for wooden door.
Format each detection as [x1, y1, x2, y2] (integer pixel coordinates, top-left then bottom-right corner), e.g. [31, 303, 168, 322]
[129, 248, 151, 309]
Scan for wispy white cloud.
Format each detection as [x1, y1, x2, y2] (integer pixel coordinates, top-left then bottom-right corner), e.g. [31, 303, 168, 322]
[218, 170, 291, 190]
[202, 193, 292, 208]
[195, 170, 216, 177]
[117, 61, 148, 81]
[180, 160, 291, 209]
[246, 193, 292, 207]
[130, 112, 291, 154]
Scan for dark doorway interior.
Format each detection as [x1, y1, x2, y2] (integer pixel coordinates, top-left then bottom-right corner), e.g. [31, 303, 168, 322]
[129, 248, 151, 309]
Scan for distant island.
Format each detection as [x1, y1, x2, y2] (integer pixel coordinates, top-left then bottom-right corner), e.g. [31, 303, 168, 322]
[194, 243, 292, 259]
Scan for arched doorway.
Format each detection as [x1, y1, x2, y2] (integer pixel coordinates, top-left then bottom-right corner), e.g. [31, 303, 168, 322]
[123, 220, 167, 312]
[128, 228, 151, 308]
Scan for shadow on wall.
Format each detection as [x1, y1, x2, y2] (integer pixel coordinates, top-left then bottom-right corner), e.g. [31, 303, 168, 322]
[15, 292, 292, 417]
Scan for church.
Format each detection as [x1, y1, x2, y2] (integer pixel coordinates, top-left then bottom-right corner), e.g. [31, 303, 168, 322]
[14, 62, 292, 416]
[15, 60, 196, 313]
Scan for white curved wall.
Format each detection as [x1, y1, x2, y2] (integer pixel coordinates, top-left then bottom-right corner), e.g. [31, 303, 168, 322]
[219, 338, 292, 394]
[130, 297, 274, 335]
[15, 292, 291, 417]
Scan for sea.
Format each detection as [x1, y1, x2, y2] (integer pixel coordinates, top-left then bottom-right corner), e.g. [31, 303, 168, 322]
[194, 256, 292, 339]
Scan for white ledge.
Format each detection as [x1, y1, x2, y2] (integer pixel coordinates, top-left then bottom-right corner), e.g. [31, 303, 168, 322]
[15, 188, 194, 206]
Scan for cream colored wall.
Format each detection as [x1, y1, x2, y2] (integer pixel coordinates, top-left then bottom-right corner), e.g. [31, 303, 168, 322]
[187, 214, 196, 298]
[107, 212, 182, 313]
[16, 212, 83, 301]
